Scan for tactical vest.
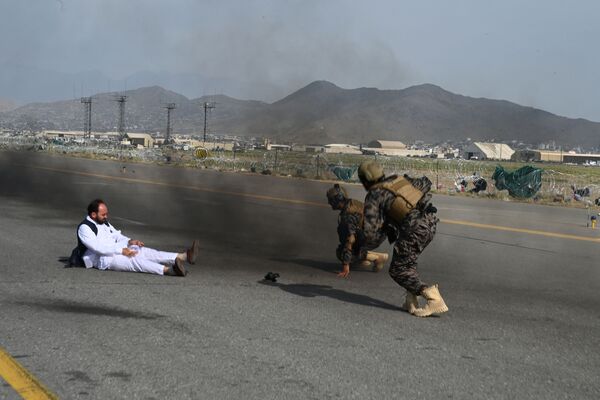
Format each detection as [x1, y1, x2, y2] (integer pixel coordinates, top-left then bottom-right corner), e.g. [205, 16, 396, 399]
[345, 199, 364, 218]
[337, 199, 364, 242]
[371, 176, 424, 222]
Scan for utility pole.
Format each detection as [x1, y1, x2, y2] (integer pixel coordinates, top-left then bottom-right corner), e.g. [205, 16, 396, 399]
[114, 95, 127, 141]
[81, 97, 92, 139]
[203, 102, 215, 143]
[560, 146, 563, 163]
[436, 159, 439, 191]
[164, 103, 176, 144]
[316, 154, 321, 178]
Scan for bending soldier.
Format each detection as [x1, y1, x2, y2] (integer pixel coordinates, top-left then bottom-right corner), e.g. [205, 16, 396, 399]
[326, 183, 388, 278]
[357, 160, 448, 317]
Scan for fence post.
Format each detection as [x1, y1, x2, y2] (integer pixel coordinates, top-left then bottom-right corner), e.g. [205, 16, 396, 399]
[316, 154, 320, 178]
[436, 159, 439, 190]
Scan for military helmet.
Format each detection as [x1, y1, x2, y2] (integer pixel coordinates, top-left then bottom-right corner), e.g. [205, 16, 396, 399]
[326, 183, 348, 207]
[358, 160, 384, 184]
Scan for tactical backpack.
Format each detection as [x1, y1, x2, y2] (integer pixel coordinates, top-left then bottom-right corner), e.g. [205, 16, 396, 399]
[371, 176, 425, 223]
[67, 219, 98, 268]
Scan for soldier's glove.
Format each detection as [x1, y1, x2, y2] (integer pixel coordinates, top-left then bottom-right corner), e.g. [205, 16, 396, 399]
[425, 204, 437, 214]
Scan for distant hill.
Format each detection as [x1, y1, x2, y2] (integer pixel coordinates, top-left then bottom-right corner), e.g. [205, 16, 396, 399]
[2, 81, 600, 148]
[0, 86, 268, 134]
[0, 98, 18, 113]
[241, 81, 600, 147]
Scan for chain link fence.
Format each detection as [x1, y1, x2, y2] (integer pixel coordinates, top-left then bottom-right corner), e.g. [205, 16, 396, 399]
[2, 135, 600, 206]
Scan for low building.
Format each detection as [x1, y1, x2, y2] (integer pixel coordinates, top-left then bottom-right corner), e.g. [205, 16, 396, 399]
[462, 142, 514, 160]
[512, 150, 600, 164]
[43, 130, 86, 139]
[367, 140, 406, 149]
[43, 130, 121, 140]
[323, 144, 362, 154]
[126, 133, 154, 148]
[361, 147, 434, 157]
[305, 145, 325, 153]
[268, 144, 292, 151]
[198, 141, 235, 151]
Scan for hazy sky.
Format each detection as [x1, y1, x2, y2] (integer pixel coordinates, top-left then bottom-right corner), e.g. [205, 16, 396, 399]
[2, 0, 599, 121]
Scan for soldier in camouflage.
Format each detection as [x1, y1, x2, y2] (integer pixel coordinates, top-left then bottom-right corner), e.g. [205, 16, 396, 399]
[326, 184, 388, 278]
[357, 160, 448, 317]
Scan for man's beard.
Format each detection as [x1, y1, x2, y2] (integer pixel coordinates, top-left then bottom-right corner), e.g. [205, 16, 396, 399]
[93, 215, 107, 224]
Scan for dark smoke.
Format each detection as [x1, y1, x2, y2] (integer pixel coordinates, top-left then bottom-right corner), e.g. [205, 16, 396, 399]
[0, 150, 337, 261]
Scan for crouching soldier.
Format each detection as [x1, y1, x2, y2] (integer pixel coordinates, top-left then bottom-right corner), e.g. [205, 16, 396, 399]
[357, 160, 448, 317]
[326, 183, 388, 278]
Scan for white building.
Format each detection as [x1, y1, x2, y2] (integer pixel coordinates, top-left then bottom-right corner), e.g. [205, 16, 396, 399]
[462, 142, 514, 160]
[126, 133, 155, 148]
[268, 144, 292, 151]
[323, 144, 362, 154]
[367, 140, 407, 149]
[305, 145, 325, 153]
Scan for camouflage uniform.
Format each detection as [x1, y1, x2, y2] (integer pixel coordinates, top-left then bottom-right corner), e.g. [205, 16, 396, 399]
[335, 199, 364, 265]
[360, 174, 439, 295]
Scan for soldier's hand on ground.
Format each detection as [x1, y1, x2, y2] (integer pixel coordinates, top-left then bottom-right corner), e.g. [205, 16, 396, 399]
[128, 239, 144, 247]
[122, 248, 138, 257]
[337, 264, 350, 278]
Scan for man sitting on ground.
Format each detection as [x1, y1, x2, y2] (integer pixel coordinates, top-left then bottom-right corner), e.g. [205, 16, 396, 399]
[74, 199, 199, 276]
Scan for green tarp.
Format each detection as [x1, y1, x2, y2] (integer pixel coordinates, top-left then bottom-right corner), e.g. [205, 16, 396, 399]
[329, 165, 357, 181]
[492, 165, 543, 198]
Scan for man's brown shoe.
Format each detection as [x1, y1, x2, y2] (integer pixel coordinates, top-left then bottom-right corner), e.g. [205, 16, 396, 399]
[187, 240, 200, 264]
[173, 258, 187, 276]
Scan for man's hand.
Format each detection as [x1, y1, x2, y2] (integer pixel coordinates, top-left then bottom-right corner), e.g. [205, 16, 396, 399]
[128, 239, 144, 247]
[122, 248, 138, 257]
[337, 264, 350, 278]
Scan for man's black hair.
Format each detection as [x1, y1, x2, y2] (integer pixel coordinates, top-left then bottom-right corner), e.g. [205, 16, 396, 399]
[87, 199, 106, 215]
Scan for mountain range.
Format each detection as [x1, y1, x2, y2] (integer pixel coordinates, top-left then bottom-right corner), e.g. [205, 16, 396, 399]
[2, 80, 599, 148]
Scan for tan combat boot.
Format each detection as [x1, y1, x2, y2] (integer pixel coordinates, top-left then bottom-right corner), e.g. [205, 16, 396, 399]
[365, 251, 388, 272]
[412, 284, 448, 317]
[400, 292, 419, 314]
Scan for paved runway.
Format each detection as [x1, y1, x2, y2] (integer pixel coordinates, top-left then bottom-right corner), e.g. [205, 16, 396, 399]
[0, 151, 599, 399]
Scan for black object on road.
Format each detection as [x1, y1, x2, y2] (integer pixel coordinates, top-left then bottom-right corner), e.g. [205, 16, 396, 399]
[264, 272, 280, 282]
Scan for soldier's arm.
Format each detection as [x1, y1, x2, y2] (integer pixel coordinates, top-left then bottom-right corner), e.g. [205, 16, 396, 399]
[359, 189, 397, 253]
[340, 212, 362, 264]
[340, 232, 356, 265]
[361, 192, 380, 240]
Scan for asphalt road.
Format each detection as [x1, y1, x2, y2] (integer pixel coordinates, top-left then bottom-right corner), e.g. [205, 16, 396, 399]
[0, 151, 599, 399]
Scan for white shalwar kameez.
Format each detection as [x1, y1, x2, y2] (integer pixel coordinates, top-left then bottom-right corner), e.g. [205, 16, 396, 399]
[78, 216, 178, 275]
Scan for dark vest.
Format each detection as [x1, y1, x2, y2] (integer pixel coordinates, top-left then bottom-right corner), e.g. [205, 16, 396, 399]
[68, 218, 99, 268]
[76, 218, 98, 253]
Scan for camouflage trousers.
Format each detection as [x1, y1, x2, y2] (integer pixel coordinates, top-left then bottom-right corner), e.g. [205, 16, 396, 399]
[389, 210, 439, 295]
